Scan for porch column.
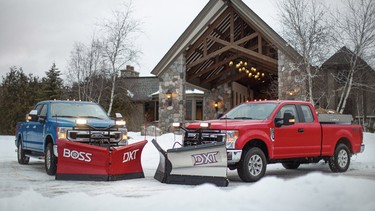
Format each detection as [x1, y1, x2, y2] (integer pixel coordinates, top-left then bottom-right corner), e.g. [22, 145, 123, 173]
[158, 54, 186, 132]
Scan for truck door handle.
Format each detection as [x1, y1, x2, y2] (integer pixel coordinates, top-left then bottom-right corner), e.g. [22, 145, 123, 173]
[298, 128, 304, 133]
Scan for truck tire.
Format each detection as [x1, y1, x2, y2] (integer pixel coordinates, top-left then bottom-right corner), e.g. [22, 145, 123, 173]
[45, 142, 57, 175]
[237, 147, 267, 182]
[329, 143, 350, 173]
[17, 138, 30, 165]
[282, 162, 300, 169]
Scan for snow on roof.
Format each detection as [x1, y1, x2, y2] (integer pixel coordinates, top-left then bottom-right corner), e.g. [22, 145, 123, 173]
[150, 89, 204, 97]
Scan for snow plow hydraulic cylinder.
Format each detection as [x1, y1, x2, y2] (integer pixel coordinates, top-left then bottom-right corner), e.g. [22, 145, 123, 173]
[152, 139, 229, 187]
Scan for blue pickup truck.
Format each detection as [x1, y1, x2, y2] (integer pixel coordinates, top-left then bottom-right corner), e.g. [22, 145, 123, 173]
[15, 100, 128, 176]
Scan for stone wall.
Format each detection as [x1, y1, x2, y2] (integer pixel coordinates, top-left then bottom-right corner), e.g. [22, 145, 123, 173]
[278, 50, 306, 101]
[158, 54, 186, 132]
[203, 83, 232, 120]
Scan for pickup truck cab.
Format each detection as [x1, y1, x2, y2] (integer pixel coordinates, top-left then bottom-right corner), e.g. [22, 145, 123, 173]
[182, 100, 365, 182]
[15, 100, 128, 175]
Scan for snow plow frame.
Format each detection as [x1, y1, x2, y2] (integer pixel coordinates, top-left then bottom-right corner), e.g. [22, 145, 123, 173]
[152, 139, 229, 187]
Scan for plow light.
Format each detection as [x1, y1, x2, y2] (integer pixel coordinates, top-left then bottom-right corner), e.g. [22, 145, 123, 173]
[172, 122, 182, 128]
[116, 120, 126, 126]
[76, 119, 87, 125]
[200, 122, 211, 128]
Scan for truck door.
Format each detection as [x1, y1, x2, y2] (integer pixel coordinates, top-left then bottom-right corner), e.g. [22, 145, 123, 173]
[294, 104, 321, 156]
[27, 104, 47, 152]
[273, 104, 305, 158]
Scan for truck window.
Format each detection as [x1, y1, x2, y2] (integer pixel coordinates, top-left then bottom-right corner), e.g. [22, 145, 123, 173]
[301, 105, 314, 123]
[40, 104, 47, 117]
[276, 105, 299, 123]
[222, 103, 278, 120]
[50, 102, 109, 120]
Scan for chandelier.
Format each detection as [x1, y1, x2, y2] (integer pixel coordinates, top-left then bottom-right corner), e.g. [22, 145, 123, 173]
[229, 60, 266, 81]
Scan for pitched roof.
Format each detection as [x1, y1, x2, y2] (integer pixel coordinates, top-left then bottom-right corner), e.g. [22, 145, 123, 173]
[120, 77, 159, 102]
[322, 46, 373, 70]
[151, 0, 301, 76]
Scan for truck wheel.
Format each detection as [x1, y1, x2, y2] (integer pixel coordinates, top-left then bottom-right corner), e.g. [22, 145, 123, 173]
[237, 147, 266, 182]
[17, 139, 30, 165]
[329, 143, 350, 173]
[282, 162, 300, 169]
[45, 142, 57, 175]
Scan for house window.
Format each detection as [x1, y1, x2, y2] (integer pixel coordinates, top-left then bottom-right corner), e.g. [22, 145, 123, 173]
[185, 99, 203, 121]
[186, 100, 193, 120]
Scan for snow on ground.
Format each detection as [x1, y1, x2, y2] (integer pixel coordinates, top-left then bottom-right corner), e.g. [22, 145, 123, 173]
[0, 133, 374, 210]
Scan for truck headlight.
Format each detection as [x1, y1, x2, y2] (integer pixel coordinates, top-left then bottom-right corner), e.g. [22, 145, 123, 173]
[116, 120, 126, 126]
[76, 119, 87, 125]
[224, 130, 239, 149]
[57, 127, 72, 140]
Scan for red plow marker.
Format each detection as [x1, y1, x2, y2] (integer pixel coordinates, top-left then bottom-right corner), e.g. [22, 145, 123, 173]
[56, 139, 147, 181]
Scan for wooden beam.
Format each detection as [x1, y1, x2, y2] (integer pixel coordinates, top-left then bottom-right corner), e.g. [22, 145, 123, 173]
[186, 8, 231, 56]
[187, 45, 232, 68]
[188, 54, 238, 78]
[258, 34, 262, 54]
[235, 45, 278, 65]
[234, 32, 258, 46]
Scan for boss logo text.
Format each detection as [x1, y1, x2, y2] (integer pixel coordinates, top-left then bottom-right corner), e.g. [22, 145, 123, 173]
[63, 148, 92, 162]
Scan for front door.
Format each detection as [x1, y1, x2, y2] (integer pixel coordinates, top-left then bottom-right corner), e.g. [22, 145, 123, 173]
[27, 104, 47, 151]
[272, 104, 304, 158]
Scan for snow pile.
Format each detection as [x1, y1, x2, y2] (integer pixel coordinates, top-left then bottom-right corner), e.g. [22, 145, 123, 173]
[0, 133, 374, 211]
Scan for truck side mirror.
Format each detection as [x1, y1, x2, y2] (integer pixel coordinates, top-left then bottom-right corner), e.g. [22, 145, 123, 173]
[274, 118, 283, 127]
[27, 110, 38, 122]
[283, 112, 295, 126]
[115, 113, 123, 119]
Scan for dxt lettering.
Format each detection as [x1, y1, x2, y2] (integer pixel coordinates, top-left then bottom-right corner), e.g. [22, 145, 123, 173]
[122, 149, 139, 163]
[192, 151, 219, 165]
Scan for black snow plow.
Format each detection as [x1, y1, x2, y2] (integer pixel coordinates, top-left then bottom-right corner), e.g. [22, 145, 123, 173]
[152, 139, 228, 187]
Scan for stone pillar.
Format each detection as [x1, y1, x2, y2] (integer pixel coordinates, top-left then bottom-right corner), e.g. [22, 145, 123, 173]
[203, 83, 232, 120]
[158, 54, 186, 132]
[278, 50, 306, 101]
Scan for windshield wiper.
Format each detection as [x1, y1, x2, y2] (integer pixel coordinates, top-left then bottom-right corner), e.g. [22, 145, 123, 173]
[234, 117, 253, 119]
[77, 116, 103, 119]
[220, 117, 233, 120]
[51, 115, 76, 118]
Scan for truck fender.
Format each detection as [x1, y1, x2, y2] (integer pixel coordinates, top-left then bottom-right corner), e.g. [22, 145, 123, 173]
[237, 130, 273, 159]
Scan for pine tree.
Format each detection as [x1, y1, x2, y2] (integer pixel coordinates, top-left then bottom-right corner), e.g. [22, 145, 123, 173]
[41, 63, 63, 100]
[0, 67, 40, 134]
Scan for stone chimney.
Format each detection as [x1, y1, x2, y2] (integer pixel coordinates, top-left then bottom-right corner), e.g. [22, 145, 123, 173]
[121, 65, 140, 77]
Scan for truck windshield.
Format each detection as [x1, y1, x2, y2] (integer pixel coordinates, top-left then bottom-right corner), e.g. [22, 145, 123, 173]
[221, 103, 278, 120]
[50, 102, 110, 120]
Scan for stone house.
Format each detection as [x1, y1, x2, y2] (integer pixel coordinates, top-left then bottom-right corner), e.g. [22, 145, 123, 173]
[314, 47, 375, 126]
[150, 0, 304, 132]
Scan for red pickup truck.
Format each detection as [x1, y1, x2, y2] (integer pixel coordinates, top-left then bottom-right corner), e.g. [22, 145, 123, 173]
[183, 100, 365, 182]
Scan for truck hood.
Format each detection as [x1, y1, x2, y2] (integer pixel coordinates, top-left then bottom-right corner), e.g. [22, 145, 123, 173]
[186, 119, 268, 130]
[54, 117, 116, 128]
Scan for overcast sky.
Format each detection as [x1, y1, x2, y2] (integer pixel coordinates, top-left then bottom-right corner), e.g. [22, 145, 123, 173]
[0, 0, 338, 80]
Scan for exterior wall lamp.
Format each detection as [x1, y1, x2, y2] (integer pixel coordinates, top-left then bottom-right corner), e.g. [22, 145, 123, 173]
[214, 101, 219, 112]
[166, 89, 173, 106]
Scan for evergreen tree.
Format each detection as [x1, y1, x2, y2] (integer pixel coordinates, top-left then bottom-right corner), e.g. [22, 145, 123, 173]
[41, 63, 63, 100]
[0, 67, 40, 134]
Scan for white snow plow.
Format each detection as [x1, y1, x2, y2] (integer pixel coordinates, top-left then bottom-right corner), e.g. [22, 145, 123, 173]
[152, 139, 228, 187]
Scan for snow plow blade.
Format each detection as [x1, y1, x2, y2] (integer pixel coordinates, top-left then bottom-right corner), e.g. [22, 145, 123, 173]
[152, 139, 228, 187]
[56, 139, 147, 181]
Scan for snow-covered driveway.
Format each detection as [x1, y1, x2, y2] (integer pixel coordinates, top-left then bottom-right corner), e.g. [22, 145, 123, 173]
[1, 133, 374, 210]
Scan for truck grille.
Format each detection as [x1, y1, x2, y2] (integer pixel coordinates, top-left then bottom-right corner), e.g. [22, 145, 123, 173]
[184, 130, 225, 146]
[67, 130, 122, 143]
